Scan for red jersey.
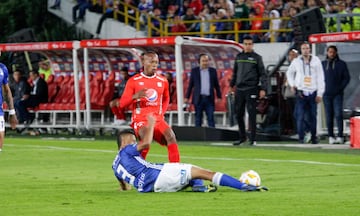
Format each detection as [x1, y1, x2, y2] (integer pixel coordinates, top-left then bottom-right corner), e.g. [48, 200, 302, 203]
[119, 73, 170, 122]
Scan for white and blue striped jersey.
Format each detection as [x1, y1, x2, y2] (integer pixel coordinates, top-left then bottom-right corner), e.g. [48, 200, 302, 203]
[0, 63, 9, 116]
[112, 144, 163, 192]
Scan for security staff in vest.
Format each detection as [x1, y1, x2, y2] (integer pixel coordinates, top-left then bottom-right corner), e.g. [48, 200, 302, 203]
[230, 35, 267, 146]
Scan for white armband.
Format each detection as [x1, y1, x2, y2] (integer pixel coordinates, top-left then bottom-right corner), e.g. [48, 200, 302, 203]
[9, 109, 16, 115]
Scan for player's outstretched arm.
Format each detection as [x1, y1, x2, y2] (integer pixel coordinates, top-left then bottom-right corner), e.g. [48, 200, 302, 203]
[119, 179, 131, 191]
[2, 84, 17, 129]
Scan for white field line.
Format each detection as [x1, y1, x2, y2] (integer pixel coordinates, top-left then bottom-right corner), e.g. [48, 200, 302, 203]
[5, 144, 360, 167]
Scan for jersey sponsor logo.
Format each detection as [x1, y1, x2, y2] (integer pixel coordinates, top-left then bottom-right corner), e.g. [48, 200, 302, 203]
[146, 89, 158, 102]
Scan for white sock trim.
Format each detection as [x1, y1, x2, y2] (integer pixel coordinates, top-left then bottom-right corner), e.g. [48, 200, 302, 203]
[212, 172, 223, 186]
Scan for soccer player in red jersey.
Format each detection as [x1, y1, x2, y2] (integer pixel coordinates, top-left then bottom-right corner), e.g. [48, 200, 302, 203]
[119, 51, 180, 162]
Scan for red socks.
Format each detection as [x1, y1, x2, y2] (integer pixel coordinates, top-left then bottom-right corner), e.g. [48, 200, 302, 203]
[167, 143, 180, 162]
[141, 146, 150, 159]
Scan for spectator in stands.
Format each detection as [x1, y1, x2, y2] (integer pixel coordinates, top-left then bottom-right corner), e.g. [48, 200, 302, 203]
[322, 45, 350, 144]
[38, 59, 53, 81]
[189, 0, 203, 16]
[171, 15, 187, 34]
[9, 70, 31, 122]
[118, 0, 135, 23]
[218, 0, 235, 17]
[0, 53, 18, 152]
[230, 35, 267, 146]
[138, 0, 154, 28]
[286, 42, 325, 144]
[263, 9, 281, 42]
[165, 5, 177, 32]
[338, 1, 352, 32]
[234, 0, 250, 42]
[15, 70, 48, 124]
[95, 0, 118, 38]
[109, 67, 130, 125]
[353, 1, 360, 30]
[198, 6, 212, 37]
[249, 2, 265, 42]
[184, 53, 222, 128]
[72, 0, 91, 24]
[149, 8, 162, 36]
[182, 7, 199, 32]
[214, 8, 232, 40]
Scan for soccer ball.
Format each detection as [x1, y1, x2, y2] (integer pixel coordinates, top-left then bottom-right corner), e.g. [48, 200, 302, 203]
[239, 170, 261, 186]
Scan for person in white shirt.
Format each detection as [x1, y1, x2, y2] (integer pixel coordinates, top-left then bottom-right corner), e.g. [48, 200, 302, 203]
[286, 42, 325, 144]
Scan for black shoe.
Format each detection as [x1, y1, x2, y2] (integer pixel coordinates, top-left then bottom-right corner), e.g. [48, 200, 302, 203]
[233, 139, 247, 146]
[311, 139, 319, 144]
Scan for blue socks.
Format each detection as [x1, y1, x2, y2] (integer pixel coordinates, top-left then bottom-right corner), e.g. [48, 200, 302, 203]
[212, 172, 245, 190]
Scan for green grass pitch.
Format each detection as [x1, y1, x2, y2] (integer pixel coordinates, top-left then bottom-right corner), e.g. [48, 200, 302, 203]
[1, 137, 360, 216]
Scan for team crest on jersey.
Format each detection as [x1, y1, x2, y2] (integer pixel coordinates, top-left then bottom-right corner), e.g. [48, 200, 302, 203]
[139, 82, 144, 85]
[248, 57, 254, 61]
[157, 82, 162, 87]
[146, 89, 158, 102]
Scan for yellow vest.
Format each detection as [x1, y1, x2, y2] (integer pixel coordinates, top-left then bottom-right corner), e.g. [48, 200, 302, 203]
[353, 8, 360, 30]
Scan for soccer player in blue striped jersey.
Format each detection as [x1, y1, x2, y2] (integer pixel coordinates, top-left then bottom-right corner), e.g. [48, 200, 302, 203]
[0, 52, 18, 152]
[112, 114, 268, 193]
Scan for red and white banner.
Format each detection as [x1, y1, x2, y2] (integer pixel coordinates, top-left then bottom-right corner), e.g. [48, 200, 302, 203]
[0, 41, 74, 51]
[80, 37, 176, 48]
[309, 31, 360, 43]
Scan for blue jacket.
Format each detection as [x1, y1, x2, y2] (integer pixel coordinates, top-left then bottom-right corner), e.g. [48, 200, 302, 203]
[322, 55, 350, 96]
[185, 67, 222, 106]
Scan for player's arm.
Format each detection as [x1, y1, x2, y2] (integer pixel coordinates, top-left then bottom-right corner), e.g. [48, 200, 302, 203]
[136, 114, 156, 152]
[119, 79, 135, 109]
[162, 80, 170, 112]
[2, 84, 17, 129]
[118, 179, 131, 191]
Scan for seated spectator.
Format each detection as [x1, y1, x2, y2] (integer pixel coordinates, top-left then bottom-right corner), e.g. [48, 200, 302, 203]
[72, 0, 91, 24]
[9, 70, 31, 122]
[182, 7, 199, 32]
[171, 15, 187, 34]
[109, 67, 131, 125]
[38, 59, 53, 81]
[15, 70, 48, 124]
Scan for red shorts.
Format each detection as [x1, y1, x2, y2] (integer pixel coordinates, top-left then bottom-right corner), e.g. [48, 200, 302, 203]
[132, 119, 171, 145]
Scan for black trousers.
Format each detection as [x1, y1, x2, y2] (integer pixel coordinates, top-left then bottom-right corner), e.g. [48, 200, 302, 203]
[234, 88, 258, 142]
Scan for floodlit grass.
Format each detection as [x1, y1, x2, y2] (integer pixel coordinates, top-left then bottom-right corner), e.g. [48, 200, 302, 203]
[1, 137, 360, 216]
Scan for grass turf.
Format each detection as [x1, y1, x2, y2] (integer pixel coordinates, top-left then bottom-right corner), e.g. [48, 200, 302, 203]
[1, 137, 360, 216]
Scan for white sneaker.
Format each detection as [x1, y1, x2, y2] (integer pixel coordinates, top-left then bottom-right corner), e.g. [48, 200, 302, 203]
[329, 137, 336, 144]
[335, 137, 344, 144]
[0, 148, 2, 152]
[304, 132, 311, 143]
[112, 119, 127, 126]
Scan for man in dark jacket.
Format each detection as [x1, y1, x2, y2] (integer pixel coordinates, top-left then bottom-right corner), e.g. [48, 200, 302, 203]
[185, 53, 222, 127]
[230, 35, 267, 146]
[9, 70, 31, 121]
[15, 70, 48, 124]
[322, 45, 350, 144]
